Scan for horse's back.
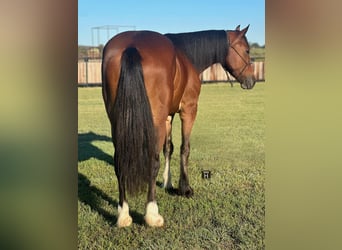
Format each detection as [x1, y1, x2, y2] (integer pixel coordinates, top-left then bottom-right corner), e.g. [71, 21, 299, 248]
[102, 31, 176, 122]
[104, 31, 174, 62]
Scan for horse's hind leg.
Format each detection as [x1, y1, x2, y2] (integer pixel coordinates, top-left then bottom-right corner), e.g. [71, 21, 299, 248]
[144, 122, 165, 227]
[162, 115, 174, 190]
[114, 152, 133, 227]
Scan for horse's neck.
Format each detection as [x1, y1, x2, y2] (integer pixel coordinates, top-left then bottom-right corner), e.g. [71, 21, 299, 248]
[165, 30, 228, 73]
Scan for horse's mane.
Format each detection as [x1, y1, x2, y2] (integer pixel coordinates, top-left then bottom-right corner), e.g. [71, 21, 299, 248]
[164, 30, 228, 73]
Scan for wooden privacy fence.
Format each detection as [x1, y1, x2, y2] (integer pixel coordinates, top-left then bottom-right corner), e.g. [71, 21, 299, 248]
[200, 62, 265, 82]
[78, 59, 265, 84]
[78, 59, 102, 84]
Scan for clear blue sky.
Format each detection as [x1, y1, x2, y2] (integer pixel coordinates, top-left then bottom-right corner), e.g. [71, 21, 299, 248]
[78, 0, 265, 46]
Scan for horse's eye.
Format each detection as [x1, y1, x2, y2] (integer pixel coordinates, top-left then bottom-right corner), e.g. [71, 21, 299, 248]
[246, 50, 250, 54]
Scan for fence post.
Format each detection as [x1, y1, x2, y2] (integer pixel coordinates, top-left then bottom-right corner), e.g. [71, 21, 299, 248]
[84, 57, 89, 86]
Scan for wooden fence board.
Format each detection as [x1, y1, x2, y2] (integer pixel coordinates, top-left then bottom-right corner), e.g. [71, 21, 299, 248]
[78, 60, 264, 84]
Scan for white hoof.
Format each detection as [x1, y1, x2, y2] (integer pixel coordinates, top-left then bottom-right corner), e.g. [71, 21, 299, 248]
[117, 202, 132, 227]
[162, 180, 173, 190]
[163, 160, 173, 190]
[144, 202, 164, 227]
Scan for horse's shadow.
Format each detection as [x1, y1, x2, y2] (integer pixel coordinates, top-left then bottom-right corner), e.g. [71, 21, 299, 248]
[78, 172, 145, 225]
[78, 131, 112, 165]
[78, 131, 182, 225]
[78, 132, 144, 225]
[78, 172, 117, 224]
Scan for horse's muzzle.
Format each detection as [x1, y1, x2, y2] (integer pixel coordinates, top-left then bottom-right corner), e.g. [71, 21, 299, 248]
[240, 76, 256, 90]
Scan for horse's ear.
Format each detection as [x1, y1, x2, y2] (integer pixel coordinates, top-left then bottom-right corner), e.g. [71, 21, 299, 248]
[231, 24, 248, 45]
[241, 25, 250, 35]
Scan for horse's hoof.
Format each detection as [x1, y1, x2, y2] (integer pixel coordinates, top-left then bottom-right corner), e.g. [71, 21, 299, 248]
[145, 213, 164, 227]
[117, 202, 132, 227]
[162, 182, 174, 190]
[117, 214, 133, 228]
[178, 185, 194, 198]
[144, 201, 164, 227]
[166, 187, 178, 196]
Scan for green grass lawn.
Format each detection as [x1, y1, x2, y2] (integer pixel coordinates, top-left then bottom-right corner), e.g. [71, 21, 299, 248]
[78, 82, 265, 249]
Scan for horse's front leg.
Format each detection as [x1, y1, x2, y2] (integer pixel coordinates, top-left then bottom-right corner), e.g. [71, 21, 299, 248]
[178, 106, 197, 197]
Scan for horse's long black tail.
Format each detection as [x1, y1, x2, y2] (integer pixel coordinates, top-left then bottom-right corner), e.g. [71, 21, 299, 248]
[111, 47, 155, 195]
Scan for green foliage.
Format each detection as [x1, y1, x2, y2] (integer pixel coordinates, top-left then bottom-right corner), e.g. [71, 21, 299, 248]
[250, 47, 265, 61]
[78, 46, 89, 59]
[78, 83, 265, 249]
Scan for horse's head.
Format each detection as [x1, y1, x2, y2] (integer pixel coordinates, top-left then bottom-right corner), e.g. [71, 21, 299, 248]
[225, 25, 256, 89]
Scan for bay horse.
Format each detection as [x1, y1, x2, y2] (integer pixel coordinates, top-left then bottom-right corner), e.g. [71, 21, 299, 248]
[101, 25, 255, 227]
